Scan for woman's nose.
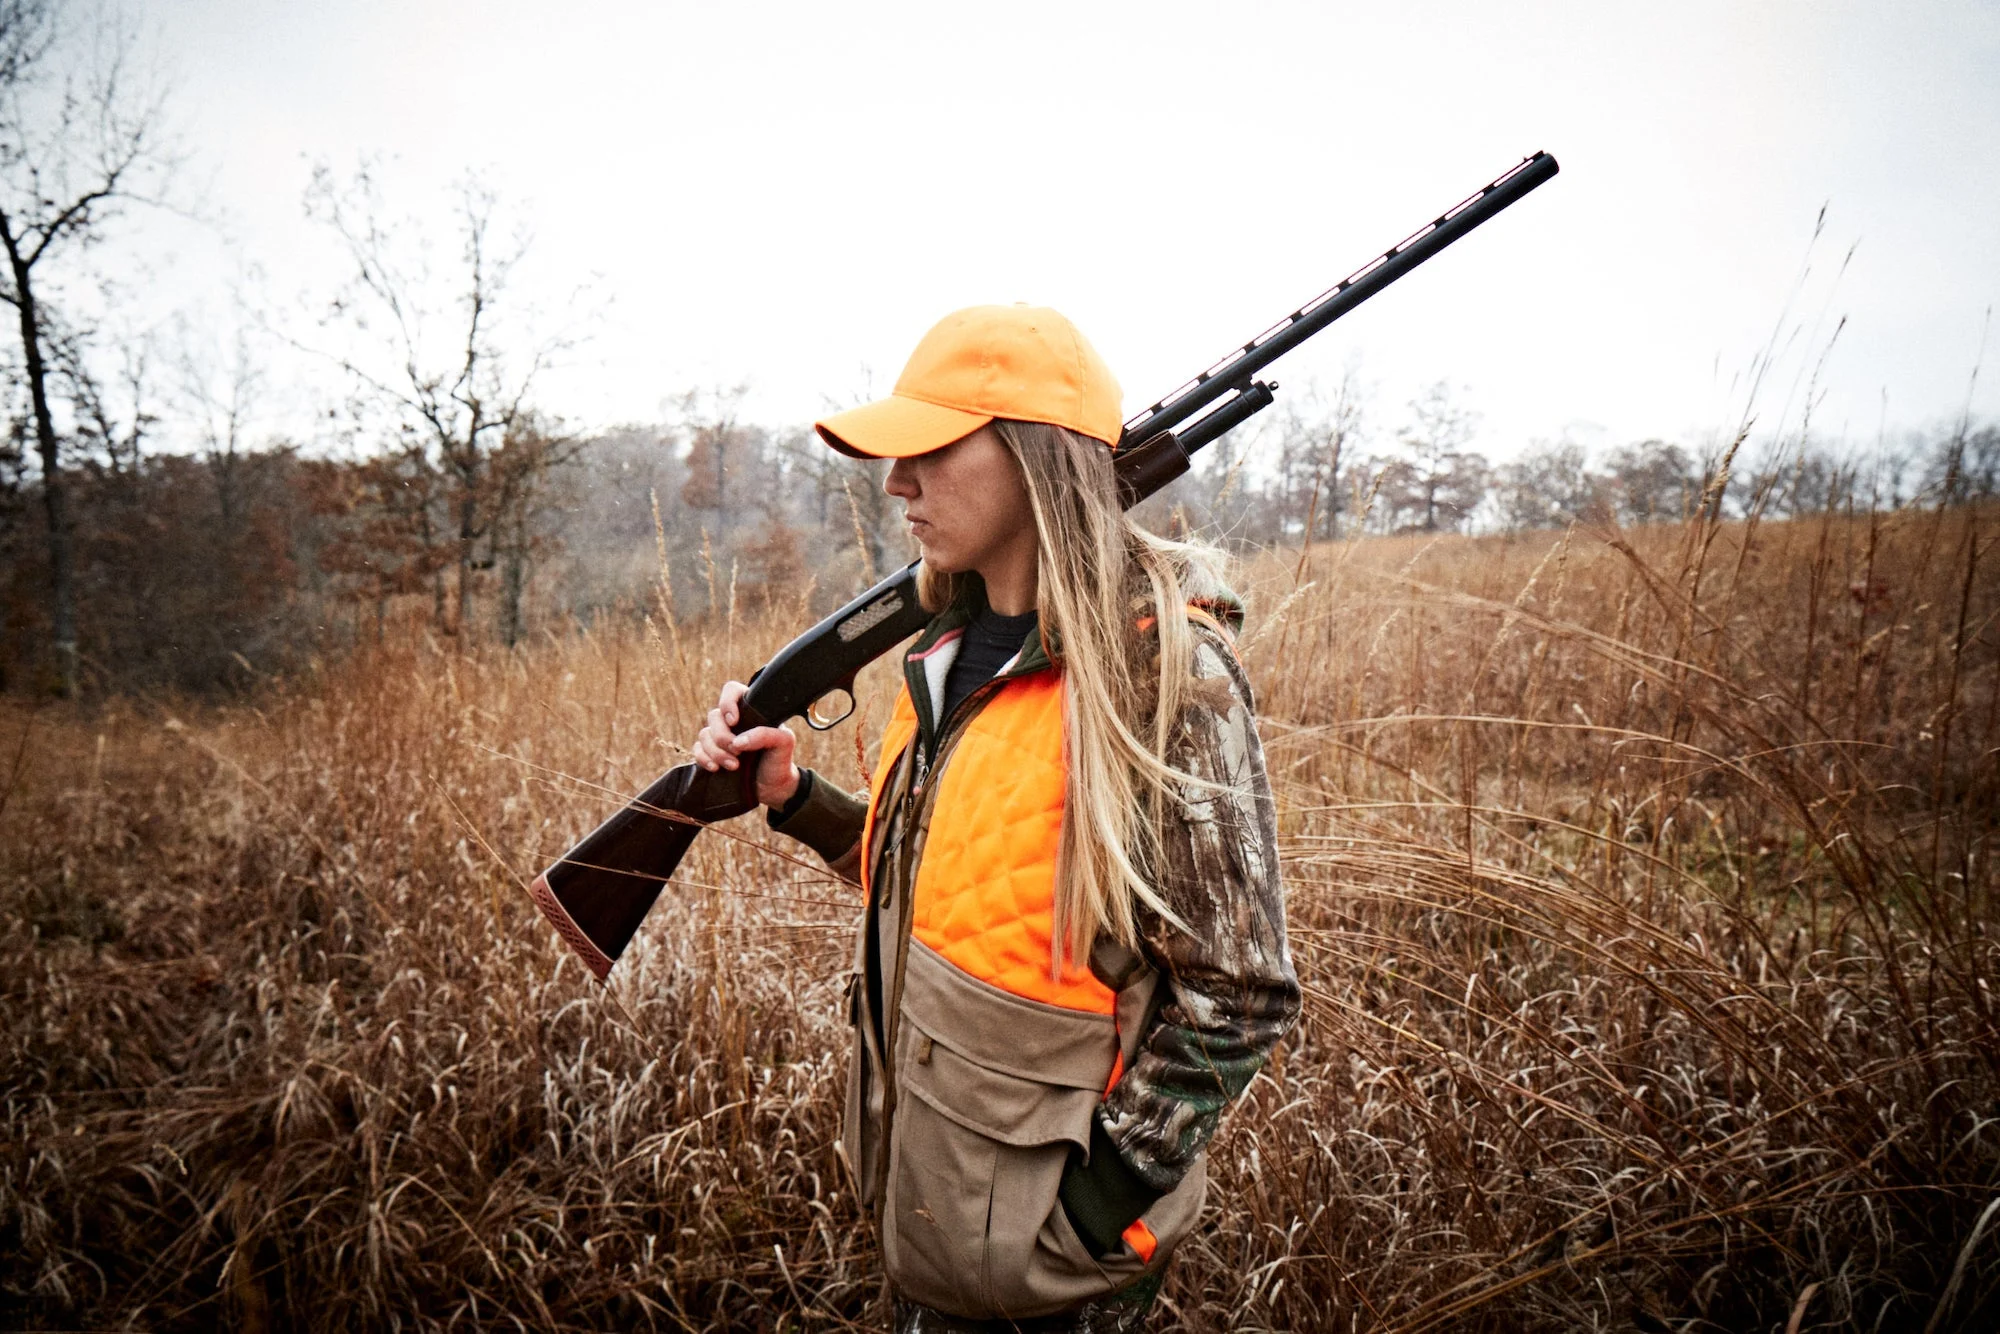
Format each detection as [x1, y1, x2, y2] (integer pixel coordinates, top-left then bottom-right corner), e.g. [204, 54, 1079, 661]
[884, 458, 917, 498]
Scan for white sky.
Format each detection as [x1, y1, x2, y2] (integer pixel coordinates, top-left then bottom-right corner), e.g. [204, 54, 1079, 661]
[121, 0, 2000, 462]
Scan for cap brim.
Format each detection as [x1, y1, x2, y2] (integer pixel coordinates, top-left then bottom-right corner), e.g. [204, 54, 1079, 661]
[815, 394, 991, 460]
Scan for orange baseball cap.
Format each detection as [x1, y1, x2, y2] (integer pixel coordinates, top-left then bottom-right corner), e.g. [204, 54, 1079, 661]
[815, 304, 1123, 459]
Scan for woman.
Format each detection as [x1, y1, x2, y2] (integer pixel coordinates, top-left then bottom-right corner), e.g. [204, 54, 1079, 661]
[693, 305, 1298, 1331]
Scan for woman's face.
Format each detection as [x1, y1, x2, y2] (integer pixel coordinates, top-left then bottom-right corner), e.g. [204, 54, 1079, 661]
[883, 424, 1035, 579]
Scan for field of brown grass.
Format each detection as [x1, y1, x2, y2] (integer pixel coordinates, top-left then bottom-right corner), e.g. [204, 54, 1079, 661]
[3, 504, 1997, 1332]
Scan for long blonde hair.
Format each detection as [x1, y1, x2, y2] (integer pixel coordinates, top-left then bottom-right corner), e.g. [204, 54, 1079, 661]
[916, 420, 1228, 967]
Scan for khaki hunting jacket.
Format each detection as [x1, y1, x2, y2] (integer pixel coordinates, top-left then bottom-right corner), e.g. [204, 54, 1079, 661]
[770, 591, 1299, 1319]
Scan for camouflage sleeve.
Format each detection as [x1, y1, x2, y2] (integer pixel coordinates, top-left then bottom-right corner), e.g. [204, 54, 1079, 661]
[766, 768, 869, 884]
[1097, 622, 1300, 1193]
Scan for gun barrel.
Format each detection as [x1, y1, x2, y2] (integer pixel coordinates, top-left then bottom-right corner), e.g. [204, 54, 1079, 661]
[1118, 150, 1560, 453]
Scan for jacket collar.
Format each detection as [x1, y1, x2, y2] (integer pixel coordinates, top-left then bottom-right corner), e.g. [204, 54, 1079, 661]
[900, 582, 1053, 746]
[896, 567, 1247, 744]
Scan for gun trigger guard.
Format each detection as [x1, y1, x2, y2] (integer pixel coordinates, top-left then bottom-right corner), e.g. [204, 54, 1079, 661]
[805, 685, 856, 732]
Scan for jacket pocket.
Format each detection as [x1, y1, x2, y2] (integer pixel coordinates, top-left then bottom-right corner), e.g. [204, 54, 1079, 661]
[883, 942, 1150, 1318]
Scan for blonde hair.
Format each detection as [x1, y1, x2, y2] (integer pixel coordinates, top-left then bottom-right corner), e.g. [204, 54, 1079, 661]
[917, 420, 1228, 967]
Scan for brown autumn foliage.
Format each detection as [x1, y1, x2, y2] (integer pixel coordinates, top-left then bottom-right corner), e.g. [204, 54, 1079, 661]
[1, 503, 1996, 1331]
[0, 448, 318, 695]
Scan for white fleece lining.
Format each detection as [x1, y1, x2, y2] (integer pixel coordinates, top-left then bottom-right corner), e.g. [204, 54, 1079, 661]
[918, 634, 961, 725]
[912, 629, 1031, 728]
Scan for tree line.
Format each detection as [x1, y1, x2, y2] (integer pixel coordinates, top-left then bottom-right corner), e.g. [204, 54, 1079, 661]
[0, 0, 1993, 696]
[1173, 368, 1996, 547]
[7, 345, 1987, 695]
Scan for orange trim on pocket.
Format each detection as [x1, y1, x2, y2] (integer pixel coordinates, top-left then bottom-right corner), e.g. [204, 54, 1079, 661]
[1122, 1219, 1158, 1263]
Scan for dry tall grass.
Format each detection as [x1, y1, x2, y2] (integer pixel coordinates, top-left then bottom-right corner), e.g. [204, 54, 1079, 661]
[3, 503, 1996, 1331]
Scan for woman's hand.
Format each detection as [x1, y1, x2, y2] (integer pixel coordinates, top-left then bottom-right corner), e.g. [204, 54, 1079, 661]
[691, 680, 801, 810]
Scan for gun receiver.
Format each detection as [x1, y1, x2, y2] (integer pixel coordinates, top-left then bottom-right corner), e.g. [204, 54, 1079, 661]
[529, 150, 1561, 979]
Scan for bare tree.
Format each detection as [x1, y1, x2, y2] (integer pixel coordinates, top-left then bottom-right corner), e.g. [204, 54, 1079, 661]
[177, 319, 264, 529]
[487, 412, 580, 647]
[0, 1, 171, 693]
[52, 318, 151, 482]
[1928, 420, 2000, 507]
[1269, 367, 1367, 541]
[1495, 439, 1603, 532]
[1603, 438, 1700, 524]
[675, 383, 754, 536]
[1760, 439, 1859, 518]
[1868, 429, 1927, 510]
[1391, 381, 1487, 532]
[302, 445, 446, 644]
[307, 165, 574, 642]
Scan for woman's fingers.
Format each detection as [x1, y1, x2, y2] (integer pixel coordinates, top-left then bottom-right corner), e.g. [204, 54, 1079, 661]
[696, 713, 733, 770]
[719, 679, 748, 727]
[732, 725, 801, 808]
[691, 687, 799, 805]
[706, 705, 736, 747]
[733, 725, 795, 759]
[693, 682, 757, 772]
[695, 704, 743, 771]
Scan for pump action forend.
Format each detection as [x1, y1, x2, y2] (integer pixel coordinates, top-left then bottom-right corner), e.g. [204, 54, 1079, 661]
[528, 150, 1561, 980]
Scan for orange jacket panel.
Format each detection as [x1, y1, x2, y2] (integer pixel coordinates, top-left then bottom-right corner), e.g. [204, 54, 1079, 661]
[861, 668, 1117, 1014]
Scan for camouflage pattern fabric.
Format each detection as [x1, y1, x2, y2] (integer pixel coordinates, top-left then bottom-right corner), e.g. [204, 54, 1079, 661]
[1093, 620, 1300, 1193]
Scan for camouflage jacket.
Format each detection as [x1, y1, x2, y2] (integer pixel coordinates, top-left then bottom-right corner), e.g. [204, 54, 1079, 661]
[771, 591, 1299, 1257]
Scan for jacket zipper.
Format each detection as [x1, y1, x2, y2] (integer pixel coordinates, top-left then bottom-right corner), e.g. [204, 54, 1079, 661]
[900, 664, 1021, 835]
[873, 667, 1029, 1208]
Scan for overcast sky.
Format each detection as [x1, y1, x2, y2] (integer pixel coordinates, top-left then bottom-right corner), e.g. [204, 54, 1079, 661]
[122, 0, 2000, 463]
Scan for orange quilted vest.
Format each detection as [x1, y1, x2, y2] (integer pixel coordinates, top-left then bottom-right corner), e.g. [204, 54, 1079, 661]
[860, 665, 1118, 1014]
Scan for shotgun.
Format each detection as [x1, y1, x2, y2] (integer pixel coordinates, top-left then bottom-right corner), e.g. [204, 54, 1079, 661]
[530, 150, 1561, 978]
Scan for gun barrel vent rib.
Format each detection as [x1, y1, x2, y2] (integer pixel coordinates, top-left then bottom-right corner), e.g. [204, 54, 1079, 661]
[1118, 150, 1559, 459]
